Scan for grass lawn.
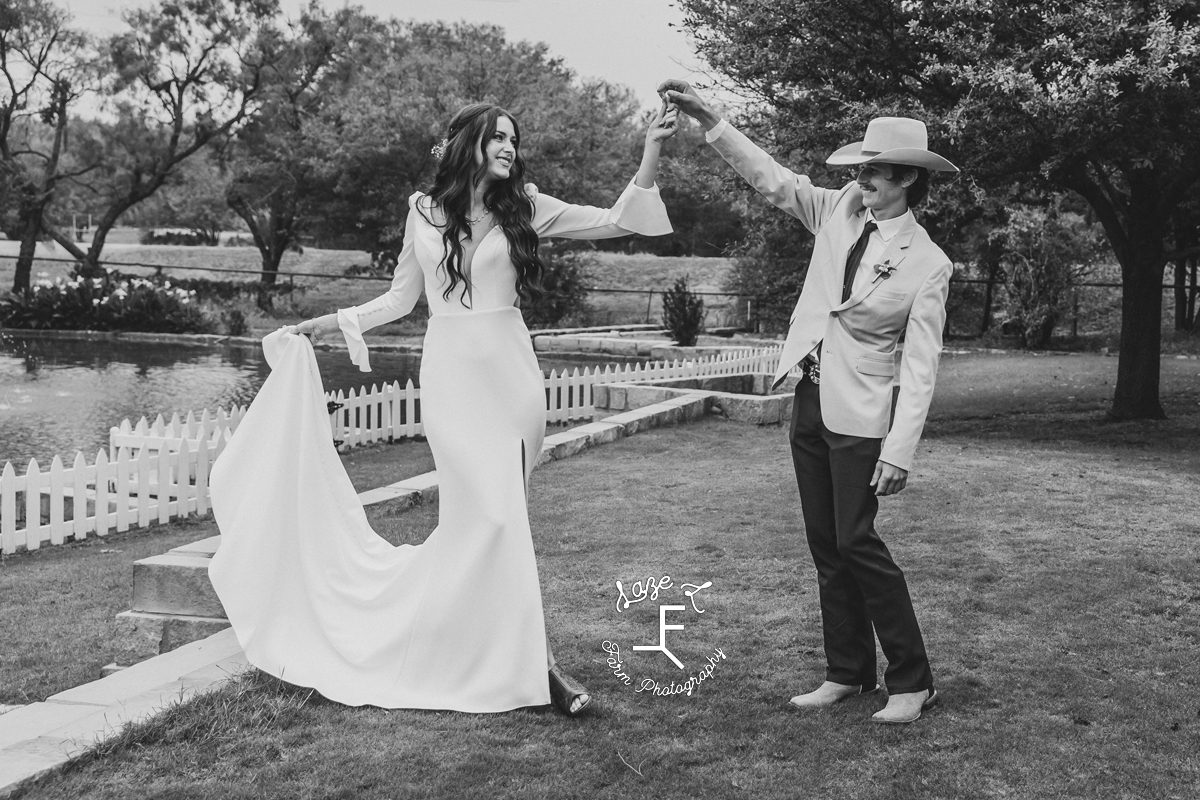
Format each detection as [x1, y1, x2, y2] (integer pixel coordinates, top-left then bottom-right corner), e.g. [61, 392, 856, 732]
[6, 350, 1198, 799]
[0, 440, 435, 705]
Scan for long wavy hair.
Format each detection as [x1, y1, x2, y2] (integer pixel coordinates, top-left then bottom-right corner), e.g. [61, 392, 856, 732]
[422, 103, 544, 306]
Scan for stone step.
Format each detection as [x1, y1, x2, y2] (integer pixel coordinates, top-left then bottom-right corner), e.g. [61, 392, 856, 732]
[166, 535, 220, 558]
[131, 552, 225, 618]
[115, 611, 231, 661]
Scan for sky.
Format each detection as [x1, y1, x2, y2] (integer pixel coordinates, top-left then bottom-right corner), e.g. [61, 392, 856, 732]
[64, 0, 718, 111]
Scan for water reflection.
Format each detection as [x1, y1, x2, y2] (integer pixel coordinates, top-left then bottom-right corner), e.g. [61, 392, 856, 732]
[0, 335, 635, 467]
[0, 335, 419, 466]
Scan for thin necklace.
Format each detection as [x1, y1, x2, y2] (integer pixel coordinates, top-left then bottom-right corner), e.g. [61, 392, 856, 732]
[468, 206, 491, 225]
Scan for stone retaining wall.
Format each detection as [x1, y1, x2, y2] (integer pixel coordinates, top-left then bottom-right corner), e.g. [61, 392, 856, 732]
[594, 373, 798, 426]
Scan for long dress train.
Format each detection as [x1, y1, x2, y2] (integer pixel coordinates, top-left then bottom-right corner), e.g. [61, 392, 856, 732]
[208, 180, 671, 712]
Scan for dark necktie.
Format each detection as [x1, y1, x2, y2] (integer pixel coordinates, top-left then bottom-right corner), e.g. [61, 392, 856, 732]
[842, 220, 877, 302]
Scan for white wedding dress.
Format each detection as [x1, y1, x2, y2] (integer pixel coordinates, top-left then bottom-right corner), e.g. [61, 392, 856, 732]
[209, 181, 670, 712]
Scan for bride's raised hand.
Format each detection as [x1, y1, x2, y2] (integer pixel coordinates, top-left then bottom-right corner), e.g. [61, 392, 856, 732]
[635, 100, 676, 187]
[646, 100, 679, 145]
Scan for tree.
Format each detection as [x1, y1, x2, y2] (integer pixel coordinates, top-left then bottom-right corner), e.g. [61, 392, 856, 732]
[159, 153, 236, 243]
[679, 0, 1200, 419]
[295, 21, 643, 261]
[223, 1, 366, 282]
[45, 0, 280, 276]
[0, 0, 97, 294]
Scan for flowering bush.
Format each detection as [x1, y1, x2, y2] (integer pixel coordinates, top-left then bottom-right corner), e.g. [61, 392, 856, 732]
[0, 274, 215, 333]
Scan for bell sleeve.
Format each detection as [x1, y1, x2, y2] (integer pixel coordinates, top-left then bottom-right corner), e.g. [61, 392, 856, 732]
[529, 180, 672, 240]
[337, 195, 426, 372]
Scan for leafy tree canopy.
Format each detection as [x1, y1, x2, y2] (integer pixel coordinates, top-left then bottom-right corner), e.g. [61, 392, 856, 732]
[680, 0, 1200, 418]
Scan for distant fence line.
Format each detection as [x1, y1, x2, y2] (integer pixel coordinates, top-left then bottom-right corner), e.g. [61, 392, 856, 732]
[5, 252, 1194, 332]
[3, 252, 1189, 291]
[0, 344, 785, 554]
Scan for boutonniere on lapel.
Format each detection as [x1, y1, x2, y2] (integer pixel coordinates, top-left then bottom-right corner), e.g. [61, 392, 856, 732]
[872, 260, 897, 282]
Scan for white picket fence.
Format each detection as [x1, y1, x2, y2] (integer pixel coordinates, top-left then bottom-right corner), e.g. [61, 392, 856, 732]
[328, 345, 784, 441]
[1, 344, 784, 553]
[0, 433, 231, 555]
[108, 407, 248, 461]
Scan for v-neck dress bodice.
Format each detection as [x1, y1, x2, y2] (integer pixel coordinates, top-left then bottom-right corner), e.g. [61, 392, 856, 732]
[208, 179, 671, 712]
[338, 180, 672, 371]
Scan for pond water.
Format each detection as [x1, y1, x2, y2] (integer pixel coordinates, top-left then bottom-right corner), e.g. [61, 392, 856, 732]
[0, 334, 624, 467]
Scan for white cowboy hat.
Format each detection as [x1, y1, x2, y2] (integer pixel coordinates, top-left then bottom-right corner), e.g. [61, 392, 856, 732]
[826, 117, 959, 173]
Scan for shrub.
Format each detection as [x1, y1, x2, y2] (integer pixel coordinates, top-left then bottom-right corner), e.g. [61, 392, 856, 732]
[662, 275, 705, 347]
[139, 228, 219, 247]
[0, 274, 214, 333]
[991, 203, 1104, 349]
[223, 308, 249, 337]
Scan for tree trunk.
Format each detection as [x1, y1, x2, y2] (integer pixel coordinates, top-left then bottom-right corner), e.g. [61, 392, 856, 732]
[1174, 216, 1197, 331]
[260, 247, 281, 285]
[1110, 233, 1166, 420]
[11, 208, 42, 294]
[1189, 259, 1198, 329]
[78, 209, 125, 278]
[227, 196, 293, 286]
[1176, 258, 1191, 331]
[980, 258, 1000, 335]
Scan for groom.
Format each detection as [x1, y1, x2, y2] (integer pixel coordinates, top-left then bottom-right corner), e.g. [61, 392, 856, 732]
[660, 80, 957, 724]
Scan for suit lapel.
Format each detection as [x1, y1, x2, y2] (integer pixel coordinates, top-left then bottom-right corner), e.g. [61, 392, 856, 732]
[837, 222, 915, 311]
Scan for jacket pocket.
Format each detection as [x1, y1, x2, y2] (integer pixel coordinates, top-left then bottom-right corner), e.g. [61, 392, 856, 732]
[856, 355, 895, 377]
[877, 290, 907, 302]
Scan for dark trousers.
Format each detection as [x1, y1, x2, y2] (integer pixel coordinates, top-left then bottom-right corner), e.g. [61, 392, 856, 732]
[789, 377, 933, 694]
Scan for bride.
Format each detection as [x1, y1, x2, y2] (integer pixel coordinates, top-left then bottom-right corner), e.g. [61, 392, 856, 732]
[208, 101, 677, 716]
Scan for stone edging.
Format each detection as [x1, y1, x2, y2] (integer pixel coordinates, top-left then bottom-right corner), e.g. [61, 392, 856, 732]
[0, 630, 245, 799]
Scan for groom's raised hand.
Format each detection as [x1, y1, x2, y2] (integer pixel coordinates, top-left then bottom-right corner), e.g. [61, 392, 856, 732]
[657, 79, 721, 131]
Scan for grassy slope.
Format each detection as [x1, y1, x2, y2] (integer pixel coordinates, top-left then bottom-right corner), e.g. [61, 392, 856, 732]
[5, 353, 1198, 799]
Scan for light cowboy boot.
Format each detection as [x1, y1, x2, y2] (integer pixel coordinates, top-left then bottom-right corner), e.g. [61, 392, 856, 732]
[789, 681, 879, 709]
[871, 688, 939, 724]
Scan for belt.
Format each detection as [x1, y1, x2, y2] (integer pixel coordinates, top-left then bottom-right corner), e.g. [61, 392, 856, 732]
[801, 355, 820, 385]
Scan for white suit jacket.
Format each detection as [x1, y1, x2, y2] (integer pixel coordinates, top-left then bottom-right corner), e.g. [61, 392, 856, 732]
[709, 123, 952, 471]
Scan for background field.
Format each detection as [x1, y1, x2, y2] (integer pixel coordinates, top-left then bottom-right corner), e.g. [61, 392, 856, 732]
[5, 234, 1197, 348]
[0, 236, 742, 334]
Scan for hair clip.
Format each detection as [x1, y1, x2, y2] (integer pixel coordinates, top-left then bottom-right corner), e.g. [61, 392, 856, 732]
[431, 138, 449, 160]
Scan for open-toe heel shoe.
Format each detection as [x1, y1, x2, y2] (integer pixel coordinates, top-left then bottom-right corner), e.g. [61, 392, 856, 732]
[548, 665, 592, 716]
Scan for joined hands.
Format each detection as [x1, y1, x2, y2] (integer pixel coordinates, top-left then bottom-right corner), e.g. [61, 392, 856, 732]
[656, 79, 721, 131]
[647, 100, 680, 145]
